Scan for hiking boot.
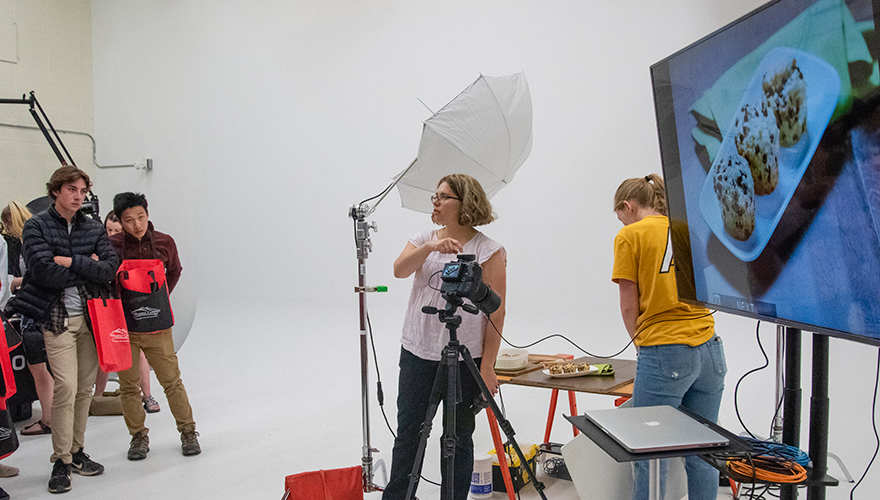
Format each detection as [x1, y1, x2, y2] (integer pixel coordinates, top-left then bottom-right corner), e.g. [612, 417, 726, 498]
[181, 429, 201, 456]
[128, 431, 150, 460]
[71, 448, 104, 476]
[48, 459, 71, 493]
[143, 395, 161, 413]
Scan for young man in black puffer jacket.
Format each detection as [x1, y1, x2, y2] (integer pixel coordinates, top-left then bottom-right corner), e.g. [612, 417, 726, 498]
[5, 166, 120, 494]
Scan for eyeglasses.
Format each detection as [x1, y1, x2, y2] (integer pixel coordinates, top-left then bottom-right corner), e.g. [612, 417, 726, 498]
[431, 193, 461, 203]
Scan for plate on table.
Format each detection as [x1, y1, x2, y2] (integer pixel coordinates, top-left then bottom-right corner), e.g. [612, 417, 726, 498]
[543, 366, 598, 378]
[699, 47, 840, 262]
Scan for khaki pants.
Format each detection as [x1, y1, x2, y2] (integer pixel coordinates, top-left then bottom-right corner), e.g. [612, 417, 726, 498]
[118, 329, 195, 436]
[43, 315, 99, 464]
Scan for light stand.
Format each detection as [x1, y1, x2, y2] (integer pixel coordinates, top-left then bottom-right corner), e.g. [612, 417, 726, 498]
[0, 91, 76, 167]
[350, 202, 385, 493]
[1, 91, 102, 220]
[350, 159, 416, 492]
[405, 293, 547, 500]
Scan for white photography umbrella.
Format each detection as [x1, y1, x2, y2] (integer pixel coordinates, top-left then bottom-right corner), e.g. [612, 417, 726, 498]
[395, 72, 533, 212]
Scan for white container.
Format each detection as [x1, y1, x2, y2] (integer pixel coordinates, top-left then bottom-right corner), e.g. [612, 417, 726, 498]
[494, 348, 529, 371]
[470, 454, 494, 499]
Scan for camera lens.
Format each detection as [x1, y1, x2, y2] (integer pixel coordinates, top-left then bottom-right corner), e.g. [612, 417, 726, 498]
[470, 283, 501, 315]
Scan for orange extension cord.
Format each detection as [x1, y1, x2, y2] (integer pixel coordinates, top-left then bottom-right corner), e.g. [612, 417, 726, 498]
[726, 456, 808, 484]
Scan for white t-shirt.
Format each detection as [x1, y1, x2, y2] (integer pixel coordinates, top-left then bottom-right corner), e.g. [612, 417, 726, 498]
[0, 237, 9, 309]
[400, 230, 505, 361]
[63, 221, 83, 316]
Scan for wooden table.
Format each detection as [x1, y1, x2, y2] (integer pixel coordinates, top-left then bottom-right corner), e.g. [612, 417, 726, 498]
[506, 356, 636, 396]
[485, 356, 637, 500]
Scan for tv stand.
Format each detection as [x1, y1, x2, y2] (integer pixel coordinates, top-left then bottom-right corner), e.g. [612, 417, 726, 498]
[780, 328, 839, 500]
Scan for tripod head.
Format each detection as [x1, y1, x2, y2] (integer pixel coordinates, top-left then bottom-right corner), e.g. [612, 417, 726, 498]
[421, 293, 479, 316]
[421, 293, 479, 342]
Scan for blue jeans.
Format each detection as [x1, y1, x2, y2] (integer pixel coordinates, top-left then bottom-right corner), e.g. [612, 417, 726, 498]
[631, 336, 727, 500]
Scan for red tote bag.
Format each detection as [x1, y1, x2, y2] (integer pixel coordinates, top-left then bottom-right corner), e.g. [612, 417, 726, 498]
[0, 315, 19, 459]
[117, 259, 174, 333]
[0, 313, 17, 399]
[87, 297, 132, 373]
[283, 466, 363, 500]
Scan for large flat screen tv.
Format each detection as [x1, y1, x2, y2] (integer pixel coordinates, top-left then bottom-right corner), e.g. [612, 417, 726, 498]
[651, 0, 880, 346]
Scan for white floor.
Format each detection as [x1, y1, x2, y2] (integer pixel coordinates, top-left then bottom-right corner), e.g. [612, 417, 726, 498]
[0, 302, 738, 500]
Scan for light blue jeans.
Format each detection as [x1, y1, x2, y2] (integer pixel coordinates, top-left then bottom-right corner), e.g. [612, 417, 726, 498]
[631, 336, 727, 500]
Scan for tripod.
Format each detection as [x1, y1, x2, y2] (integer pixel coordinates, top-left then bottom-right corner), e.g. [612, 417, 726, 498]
[405, 293, 547, 500]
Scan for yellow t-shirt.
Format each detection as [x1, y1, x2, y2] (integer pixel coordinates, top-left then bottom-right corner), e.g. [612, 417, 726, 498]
[612, 215, 714, 347]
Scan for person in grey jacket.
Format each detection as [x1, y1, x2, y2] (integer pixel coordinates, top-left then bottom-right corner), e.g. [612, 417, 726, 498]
[6, 166, 119, 494]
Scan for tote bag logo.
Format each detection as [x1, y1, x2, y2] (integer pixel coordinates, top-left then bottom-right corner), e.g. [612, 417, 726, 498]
[0, 427, 12, 441]
[131, 307, 161, 321]
[110, 328, 130, 343]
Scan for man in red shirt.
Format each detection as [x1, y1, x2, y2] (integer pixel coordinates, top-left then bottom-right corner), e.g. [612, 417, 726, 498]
[109, 192, 199, 461]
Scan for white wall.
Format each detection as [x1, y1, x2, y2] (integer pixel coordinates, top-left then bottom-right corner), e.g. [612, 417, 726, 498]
[88, 1, 878, 497]
[0, 0, 94, 207]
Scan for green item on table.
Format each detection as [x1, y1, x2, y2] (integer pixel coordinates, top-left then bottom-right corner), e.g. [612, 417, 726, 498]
[588, 363, 614, 376]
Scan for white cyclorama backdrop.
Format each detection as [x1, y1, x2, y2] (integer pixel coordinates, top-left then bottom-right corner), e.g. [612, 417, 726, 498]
[90, 0, 878, 497]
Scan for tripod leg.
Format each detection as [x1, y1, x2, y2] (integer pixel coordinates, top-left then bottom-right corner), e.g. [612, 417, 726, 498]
[441, 344, 461, 500]
[404, 358, 447, 500]
[459, 347, 549, 500]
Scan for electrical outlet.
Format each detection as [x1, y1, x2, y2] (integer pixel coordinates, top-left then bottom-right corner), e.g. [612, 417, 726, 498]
[134, 159, 153, 170]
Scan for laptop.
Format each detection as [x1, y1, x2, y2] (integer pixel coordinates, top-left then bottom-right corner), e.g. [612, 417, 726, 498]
[582, 405, 729, 454]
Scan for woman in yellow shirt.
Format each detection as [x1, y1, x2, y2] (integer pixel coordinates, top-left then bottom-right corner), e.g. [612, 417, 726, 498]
[612, 174, 727, 500]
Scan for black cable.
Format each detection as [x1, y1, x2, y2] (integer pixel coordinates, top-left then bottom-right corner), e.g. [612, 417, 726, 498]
[359, 179, 396, 206]
[429, 268, 717, 359]
[359, 258, 444, 488]
[850, 347, 880, 499]
[365, 310, 397, 440]
[429, 264, 717, 359]
[487, 311, 716, 359]
[367, 311, 446, 490]
[734, 321, 770, 440]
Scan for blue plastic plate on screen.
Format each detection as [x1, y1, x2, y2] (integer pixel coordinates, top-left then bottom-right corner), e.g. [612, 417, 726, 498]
[700, 46, 840, 262]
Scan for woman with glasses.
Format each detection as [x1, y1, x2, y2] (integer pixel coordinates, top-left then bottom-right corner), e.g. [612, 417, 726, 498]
[383, 174, 506, 500]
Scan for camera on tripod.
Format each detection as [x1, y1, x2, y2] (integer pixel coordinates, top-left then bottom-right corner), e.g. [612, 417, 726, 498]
[439, 254, 501, 315]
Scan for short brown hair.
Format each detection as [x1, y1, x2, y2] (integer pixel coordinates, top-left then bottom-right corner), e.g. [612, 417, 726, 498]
[437, 174, 497, 227]
[613, 173, 667, 216]
[46, 165, 92, 200]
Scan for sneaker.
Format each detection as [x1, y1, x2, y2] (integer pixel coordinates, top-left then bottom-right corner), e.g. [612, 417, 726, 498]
[71, 448, 104, 476]
[48, 459, 71, 494]
[181, 429, 201, 456]
[143, 396, 160, 413]
[127, 431, 150, 461]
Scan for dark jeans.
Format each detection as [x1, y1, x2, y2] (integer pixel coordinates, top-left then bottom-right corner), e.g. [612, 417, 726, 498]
[382, 348, 483, 500]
